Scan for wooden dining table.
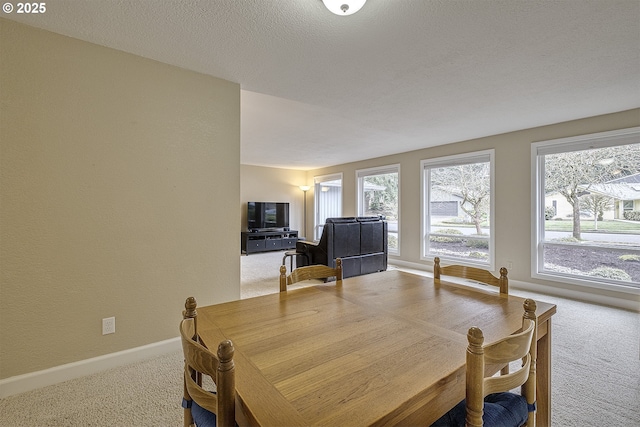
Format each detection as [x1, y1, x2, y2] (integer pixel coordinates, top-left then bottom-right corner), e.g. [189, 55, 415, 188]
[196, 269, 556, 427]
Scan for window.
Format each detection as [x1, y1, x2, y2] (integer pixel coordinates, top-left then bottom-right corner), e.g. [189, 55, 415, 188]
[357, 165, 400, 255]
[532, 127, 640, 291]
[314, 173, 342, 241]
[421, 150, 494, 268]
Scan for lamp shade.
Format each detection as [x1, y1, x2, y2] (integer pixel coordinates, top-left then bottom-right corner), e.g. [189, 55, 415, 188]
[322, 0, 366, 16]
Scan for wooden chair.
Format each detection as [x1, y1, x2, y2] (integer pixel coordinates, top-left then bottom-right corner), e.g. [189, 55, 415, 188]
[433, 257, 508, 296]
[431, 299, 538, 427]
[279, 258, 343, 292]
[180, 297, 236, 427]
[434, 257, 510, 376]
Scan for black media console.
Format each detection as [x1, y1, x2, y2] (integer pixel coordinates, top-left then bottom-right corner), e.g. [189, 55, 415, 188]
[241, 230, 298, 255]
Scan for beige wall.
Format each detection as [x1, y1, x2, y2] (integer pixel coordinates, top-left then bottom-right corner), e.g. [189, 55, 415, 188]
[306, 109, 640, 304]
[240, 165, 309, 236]
[0, 20, 240, 379]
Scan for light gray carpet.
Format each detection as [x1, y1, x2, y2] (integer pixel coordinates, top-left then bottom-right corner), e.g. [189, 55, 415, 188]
[1, 251, 638, 426]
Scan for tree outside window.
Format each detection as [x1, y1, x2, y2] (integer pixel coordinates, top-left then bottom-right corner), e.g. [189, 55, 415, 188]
[422, 151, 494, 268]
[357, 165, 399, 255]
[535, 128, 640, 289]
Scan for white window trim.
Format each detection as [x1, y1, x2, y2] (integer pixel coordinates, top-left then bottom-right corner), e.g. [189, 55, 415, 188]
[356, 164, 401, 256]
[420, 150, 495, 270]
[531, 126, 640, 295]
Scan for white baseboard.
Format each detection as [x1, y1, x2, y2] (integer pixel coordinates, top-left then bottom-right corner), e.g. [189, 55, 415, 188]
[388, 261, 639, 312]
[0, 337, 181, 399]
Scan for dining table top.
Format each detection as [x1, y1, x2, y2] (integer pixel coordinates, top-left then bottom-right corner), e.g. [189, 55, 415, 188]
[196, 269, 557, 427]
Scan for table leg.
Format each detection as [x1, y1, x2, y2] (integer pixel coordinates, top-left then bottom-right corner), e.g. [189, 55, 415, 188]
[536, 317, 552, 427]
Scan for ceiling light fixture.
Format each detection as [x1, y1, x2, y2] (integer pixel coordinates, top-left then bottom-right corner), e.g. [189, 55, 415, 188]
[322, 0, 366, 16]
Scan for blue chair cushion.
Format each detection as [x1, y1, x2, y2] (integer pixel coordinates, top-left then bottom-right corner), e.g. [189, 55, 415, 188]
[430, 392, 528, 427]
[191, 400, 217, 427]
[187, 398, 239, 427]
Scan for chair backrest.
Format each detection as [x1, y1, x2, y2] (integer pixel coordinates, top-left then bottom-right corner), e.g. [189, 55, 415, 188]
[180, 297, 236, 427]
[279, 258, 343, 292]
[465, 298, 538, 427]
[433, 256, 509, 295]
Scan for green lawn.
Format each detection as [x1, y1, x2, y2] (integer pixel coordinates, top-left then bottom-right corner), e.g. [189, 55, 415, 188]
[544, 219, 640, 234]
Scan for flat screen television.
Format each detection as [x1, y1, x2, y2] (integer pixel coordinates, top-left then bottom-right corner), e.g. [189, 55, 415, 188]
[247, 202, 289, 231]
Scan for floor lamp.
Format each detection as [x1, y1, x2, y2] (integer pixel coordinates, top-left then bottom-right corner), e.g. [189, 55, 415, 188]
[299, 185, 311, 239]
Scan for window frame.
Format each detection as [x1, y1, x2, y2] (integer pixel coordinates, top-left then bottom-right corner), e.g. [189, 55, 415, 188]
[421, 150, 495, 270]
[531, 127, 640, 294]
[356, 164, 401, 256]
[313, 173, 343, 241]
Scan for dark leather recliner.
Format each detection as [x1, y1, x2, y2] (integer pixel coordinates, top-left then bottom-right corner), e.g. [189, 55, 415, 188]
[296, 216, 388, 279]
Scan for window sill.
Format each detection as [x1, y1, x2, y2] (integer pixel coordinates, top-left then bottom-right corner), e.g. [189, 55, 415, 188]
[531, 271, 640, 295]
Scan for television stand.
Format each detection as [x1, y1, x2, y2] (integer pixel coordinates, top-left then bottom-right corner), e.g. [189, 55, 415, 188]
[241, 230, 299, 255]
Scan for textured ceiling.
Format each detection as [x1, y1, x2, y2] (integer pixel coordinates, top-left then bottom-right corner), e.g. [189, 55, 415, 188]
[5, 0, 640, 170]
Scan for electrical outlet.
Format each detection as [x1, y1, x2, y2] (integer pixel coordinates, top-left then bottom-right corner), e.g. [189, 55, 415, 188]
[102, 317, 115, 335]
[507, 261, 514, 271]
